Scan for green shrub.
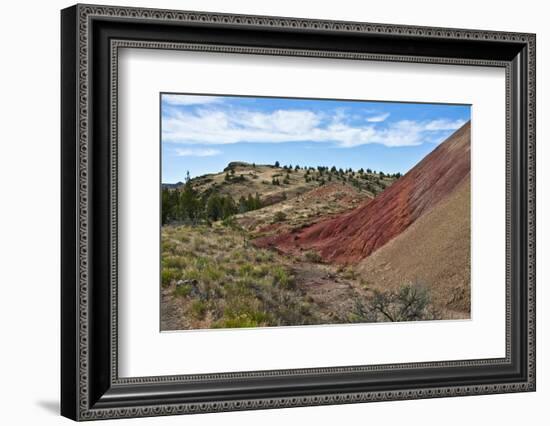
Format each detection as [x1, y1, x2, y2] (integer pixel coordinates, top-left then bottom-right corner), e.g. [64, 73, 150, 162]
[251, 265, 269, 278]
[342, 267, 358, 280]
[368, 282, 440, 322]
[304, 250, 323, 263]
[238, 263, 254, 277]
[214, 308, 271, 328]
[194, 256, 209, 270]
[161, 268, 180, 287]
[182, 267, 202, 282]
[272, 266, 295, 289]
[161, 239, 178, 253]
[174, 283, 192, 297]
[163, 255, 187, 269]
[189, 300, 208, 319]
[216, 314, 259, 328]
[273, 211, 287, 223]
[202, 264, 223, 283]
[254, 250, 274, 263]
[221, 215, 236, 228]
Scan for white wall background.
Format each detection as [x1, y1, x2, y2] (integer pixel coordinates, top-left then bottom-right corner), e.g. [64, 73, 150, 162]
[0, 0, 546, 424]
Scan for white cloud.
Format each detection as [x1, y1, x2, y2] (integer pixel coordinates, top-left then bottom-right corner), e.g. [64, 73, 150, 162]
[423, 118, 467, 131]
[174, 148, 221, 157]
[162, 94, 223, 106]
[366, 112, 390, 122]
[236, 109, 321, 133]
[162, 107, 466, 148]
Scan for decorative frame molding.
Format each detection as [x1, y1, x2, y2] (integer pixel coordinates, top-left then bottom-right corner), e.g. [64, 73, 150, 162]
[61, 4, 535, 421]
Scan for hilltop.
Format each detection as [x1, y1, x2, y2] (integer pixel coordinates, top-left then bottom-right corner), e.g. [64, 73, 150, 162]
[161, 161, 399, 226]
[168, 161, 397, 204]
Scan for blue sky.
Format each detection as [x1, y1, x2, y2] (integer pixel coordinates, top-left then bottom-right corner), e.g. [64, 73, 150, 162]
[161, 93, 470, 182]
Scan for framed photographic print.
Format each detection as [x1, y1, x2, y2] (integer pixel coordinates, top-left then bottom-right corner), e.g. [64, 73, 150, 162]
[61, 4, 536, 421]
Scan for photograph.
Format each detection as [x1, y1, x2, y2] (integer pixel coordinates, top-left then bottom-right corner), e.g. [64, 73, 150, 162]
[160, 93, 471, 331]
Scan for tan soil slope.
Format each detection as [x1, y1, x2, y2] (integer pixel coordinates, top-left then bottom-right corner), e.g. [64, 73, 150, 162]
[254, 121, 471, 264]
[236, 182, 372, 237]
[359, 175, 471, 317]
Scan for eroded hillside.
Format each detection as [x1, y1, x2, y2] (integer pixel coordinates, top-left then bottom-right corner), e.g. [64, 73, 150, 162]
[254, 122, 471, 264]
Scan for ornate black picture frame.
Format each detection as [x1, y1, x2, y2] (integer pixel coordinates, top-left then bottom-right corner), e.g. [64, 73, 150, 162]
[61, 4, 536, 421]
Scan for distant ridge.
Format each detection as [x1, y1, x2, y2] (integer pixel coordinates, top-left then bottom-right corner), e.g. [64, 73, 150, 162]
[162, 181, 184, 189]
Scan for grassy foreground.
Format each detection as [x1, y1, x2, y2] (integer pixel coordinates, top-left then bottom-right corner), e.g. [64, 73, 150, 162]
[161, 223, 323, 330]
[161, 222, 443, 330]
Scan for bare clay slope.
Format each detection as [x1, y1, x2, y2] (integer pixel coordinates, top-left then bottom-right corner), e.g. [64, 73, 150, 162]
[254, 121, 471, 264]
[359, 175, 471, 317]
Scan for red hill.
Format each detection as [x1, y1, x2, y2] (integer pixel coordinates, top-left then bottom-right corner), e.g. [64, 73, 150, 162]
[254, 121, 471, 264]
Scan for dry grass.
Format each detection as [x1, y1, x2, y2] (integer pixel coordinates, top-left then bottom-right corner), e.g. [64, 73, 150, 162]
[235, 182, 372, 238]
[161, 223, 324, 330]
[160, 223, 448, 330]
